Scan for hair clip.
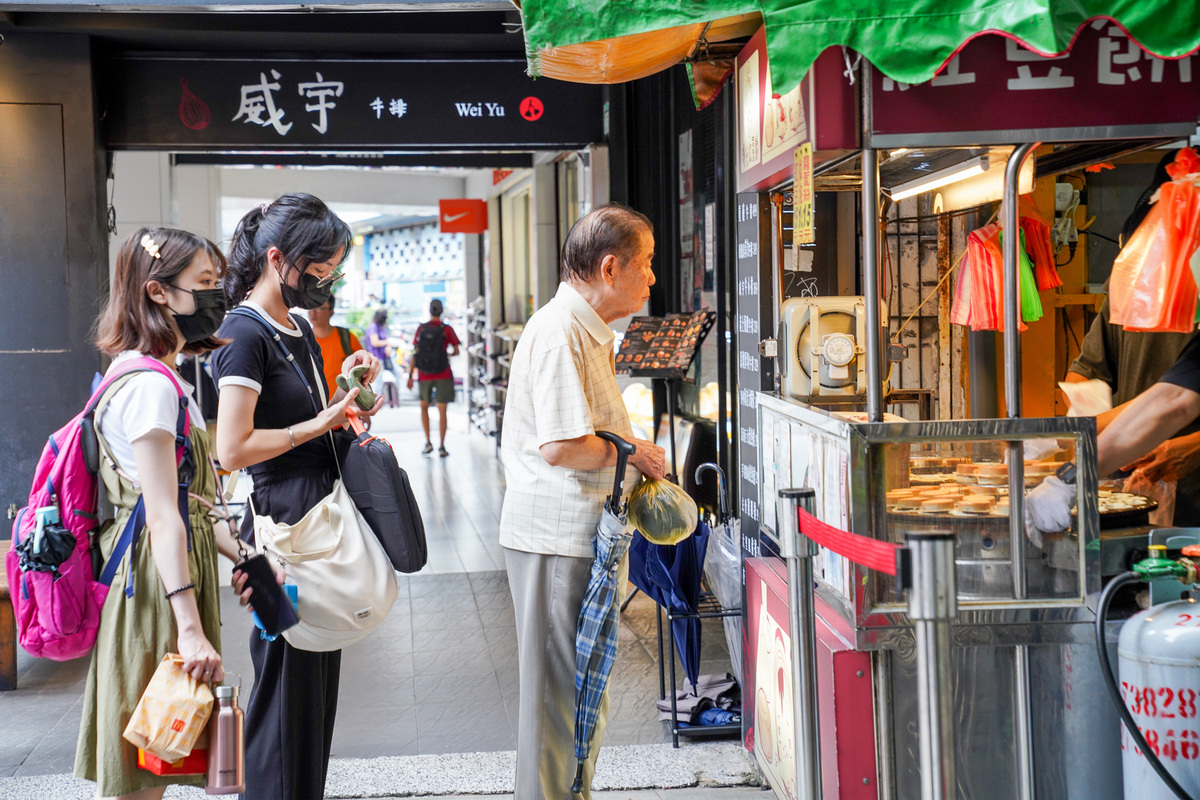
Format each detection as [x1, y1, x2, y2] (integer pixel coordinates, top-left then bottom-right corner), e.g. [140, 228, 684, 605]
[140, 234, 162, 259]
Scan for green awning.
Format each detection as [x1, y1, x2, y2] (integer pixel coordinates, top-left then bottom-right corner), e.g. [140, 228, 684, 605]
[761, 1, 1200, 91]
[519, 0, 753, 64]
[520, 1, 1200, 92]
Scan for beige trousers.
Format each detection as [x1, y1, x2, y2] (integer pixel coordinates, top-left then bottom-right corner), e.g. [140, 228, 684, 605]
[504, 547, 628, 800]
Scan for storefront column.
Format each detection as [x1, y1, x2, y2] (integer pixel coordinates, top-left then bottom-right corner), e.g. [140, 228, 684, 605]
[0, 32, 108, 511]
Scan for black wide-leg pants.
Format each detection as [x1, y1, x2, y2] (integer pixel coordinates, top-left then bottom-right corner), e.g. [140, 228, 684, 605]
[242, 631, 341, 800]
[239, 466, 343, 800]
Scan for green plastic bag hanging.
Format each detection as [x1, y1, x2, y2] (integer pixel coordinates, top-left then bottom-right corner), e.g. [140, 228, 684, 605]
[1000, 230, 1043, 323]
[627, 478, 698, 546]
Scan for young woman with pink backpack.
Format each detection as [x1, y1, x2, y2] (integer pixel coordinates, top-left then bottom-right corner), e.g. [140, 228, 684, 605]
[73, 228, 256, 798]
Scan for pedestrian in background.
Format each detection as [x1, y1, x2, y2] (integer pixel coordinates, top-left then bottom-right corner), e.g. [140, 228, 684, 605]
[499, 204, 666, 800]
[77, 227, 248, 798]
[367, 307, 400, 407]
[212, 193, 384, 800]
[308, 293, 363, 400]
[407, 298, 460, 456]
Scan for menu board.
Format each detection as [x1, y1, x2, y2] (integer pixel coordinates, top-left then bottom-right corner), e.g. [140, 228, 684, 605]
[736, 192, 775, 549]
[615, 310, 716, 379]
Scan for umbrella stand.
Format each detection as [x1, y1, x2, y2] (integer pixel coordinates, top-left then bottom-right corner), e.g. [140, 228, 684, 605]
[571, 431, 637, 796]
[654, 462, 741, 747]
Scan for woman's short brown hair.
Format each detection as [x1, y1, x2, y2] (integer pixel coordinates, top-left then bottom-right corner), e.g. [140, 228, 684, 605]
[95, 227, 228, 358]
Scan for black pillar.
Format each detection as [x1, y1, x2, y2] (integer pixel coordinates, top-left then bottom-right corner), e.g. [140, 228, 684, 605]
[0, 32, 108, 514]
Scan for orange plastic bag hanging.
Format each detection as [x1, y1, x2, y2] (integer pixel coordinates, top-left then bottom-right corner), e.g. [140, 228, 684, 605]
[1156, 178, 1200, 331]
[1110, 202, 1172, 330]
[1109, 185, 1200, 333]
[1020, 216, 1061, 291]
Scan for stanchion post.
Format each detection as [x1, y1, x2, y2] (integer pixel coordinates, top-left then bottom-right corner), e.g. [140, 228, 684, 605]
[778, 488, 822, 800]
[906, 532, 958, 800]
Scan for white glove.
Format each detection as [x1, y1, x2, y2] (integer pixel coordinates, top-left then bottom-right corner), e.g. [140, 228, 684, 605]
[1023, 476, 1076, 548]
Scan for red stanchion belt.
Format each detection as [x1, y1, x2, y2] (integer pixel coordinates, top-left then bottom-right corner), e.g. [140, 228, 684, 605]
[797, 507, 902, 576]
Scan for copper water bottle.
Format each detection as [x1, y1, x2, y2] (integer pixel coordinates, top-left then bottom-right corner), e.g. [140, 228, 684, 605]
[206, 683, 245, 794]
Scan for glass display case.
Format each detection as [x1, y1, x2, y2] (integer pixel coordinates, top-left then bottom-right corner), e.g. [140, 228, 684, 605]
[756, 394, 1104, 649]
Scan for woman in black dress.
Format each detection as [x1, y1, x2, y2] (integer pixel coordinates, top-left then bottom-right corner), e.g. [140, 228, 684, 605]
[212, 193, 383, 798]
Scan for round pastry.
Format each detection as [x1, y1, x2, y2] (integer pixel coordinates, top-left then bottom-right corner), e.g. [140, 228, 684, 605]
[921, 498, 955, 513]
[955, 463, 980, 477]
[991, 499, 1010, 516]
[956, 495, 995, 514]
[911, 457, 946, 469]
[974, 485, 1008, 497]
[910, 474, 946, 485]
[974, 464, 1008, 485]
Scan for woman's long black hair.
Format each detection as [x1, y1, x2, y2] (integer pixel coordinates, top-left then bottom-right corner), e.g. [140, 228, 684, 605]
[224, 193, 353, 305]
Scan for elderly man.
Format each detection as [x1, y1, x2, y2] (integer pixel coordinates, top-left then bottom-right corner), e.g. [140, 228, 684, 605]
[1027, 333, 1200, 539]
[499, 204, 667, 800]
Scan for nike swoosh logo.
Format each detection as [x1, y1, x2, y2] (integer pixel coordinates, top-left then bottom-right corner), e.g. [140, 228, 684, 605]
[443, 212, 470, 222]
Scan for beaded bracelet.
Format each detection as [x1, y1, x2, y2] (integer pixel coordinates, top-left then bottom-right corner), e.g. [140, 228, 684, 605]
[165, 582, 196, 600]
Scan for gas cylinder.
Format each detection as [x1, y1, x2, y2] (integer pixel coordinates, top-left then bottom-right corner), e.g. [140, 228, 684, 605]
[1118, 598, 1200, 799]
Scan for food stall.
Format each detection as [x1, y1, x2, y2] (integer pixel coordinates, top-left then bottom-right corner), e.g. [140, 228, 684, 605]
[737, 19, 1200, 800]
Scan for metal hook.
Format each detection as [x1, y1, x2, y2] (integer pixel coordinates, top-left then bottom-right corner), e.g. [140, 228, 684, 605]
[694, 462, 728, 520]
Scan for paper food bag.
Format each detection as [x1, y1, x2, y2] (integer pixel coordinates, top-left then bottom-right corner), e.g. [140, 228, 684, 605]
[1059, 379, 1113, 418]
[123, 653, 214, 762]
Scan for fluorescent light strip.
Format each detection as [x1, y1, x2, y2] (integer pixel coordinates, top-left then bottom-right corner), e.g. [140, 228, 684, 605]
[890, 157, 989, 201]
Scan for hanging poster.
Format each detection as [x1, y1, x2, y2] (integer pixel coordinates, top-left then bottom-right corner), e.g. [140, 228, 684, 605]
[794, 142, 814, 245]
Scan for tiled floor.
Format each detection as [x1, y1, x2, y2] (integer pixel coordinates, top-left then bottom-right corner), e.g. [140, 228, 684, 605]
[0, 402, 740, 785]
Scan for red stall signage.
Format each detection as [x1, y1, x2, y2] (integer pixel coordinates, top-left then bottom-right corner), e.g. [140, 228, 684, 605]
[869, 20, 1200, 147]
[438, 199, 487, 234]
[736, 27, 858, 193]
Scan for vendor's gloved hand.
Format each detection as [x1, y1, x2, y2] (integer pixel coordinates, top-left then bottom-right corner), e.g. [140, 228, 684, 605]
[1023, 476, 1075, 548]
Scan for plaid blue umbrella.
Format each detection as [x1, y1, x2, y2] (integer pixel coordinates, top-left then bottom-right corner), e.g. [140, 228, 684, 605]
[571, 431, 636, 795]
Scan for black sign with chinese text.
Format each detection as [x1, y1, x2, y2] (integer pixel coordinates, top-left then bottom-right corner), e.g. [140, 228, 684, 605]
[735, 192, 773, 551]
[102, 56, 605, 149]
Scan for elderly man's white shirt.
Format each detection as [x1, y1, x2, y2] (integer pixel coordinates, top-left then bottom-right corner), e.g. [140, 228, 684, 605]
[498, 282, 636, 557]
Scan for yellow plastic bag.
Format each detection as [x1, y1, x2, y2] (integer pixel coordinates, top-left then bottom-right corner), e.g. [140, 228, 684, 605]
[123, 653, 214, 762]
[628, 479, 698, 545]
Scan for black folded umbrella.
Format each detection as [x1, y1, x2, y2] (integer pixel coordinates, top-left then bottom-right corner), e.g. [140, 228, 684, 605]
[16, 517, 76, 575]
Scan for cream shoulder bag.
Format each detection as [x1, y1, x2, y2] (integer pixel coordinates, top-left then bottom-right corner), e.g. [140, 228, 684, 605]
[240, 308, 399, 652]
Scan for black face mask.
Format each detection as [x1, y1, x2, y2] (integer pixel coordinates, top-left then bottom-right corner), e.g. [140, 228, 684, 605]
[168, 287, 227, 343]
[280, 270, 334, 310]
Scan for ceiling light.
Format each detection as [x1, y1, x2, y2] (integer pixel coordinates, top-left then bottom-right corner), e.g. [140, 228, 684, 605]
[890, 156, 990, 201]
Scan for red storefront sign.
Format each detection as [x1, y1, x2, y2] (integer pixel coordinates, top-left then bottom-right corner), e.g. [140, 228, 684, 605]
[736, 27, 858, 193]
[438, 199, 487, 234]
[870, 20, 1200, 147]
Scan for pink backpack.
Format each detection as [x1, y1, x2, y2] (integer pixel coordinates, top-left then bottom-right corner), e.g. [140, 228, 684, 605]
[5, 357, 191, 661]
